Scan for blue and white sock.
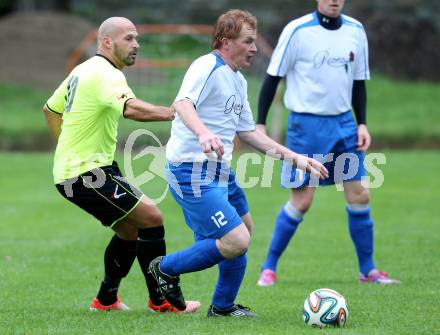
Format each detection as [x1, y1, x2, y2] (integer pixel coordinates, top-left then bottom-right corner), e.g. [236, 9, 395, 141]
[262, 202, 303, 272]
[211, 253, 247, 309]
[346, 203, 375, 276]
[160, 238, 224, 276]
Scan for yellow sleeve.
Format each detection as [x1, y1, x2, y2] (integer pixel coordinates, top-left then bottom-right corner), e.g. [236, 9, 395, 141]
[99, 71, 136, 115]
[46, 76, 69, 114]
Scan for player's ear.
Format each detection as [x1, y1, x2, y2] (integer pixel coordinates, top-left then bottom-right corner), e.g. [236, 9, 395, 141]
[221, 37, 230, 50]
[103, 36, 113, 49]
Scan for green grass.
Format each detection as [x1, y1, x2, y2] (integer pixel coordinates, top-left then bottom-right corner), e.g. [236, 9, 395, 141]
[366, 75, 440, 139]
[1, 74, 439, 148]
[137, 34, 212, 60]
[1, 151, 439, 334]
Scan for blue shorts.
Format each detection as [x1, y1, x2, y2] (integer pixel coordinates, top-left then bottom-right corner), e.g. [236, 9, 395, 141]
[166, 161, 249, 240]
[282, 111, 366, 188]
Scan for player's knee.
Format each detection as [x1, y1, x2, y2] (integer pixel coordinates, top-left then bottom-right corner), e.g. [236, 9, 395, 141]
[223, 245, 248, 259]
[114, 222, 138, 240]
[219, 234, 250, 259]
[347, 187, 370, 204]
[149, 209, 164, 227]
[232, 237, 249, 256]
[138, 208, 163, 228]
[293, 197, 312, 213]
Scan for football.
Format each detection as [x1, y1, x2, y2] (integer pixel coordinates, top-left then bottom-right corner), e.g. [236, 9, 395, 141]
[303, 288, 348, 327]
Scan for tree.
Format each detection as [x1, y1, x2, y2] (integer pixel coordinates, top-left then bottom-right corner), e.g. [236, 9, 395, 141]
[13, 0, 70, 11]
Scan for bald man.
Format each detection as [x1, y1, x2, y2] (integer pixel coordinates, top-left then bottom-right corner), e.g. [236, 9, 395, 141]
[43, 17, 200, 313]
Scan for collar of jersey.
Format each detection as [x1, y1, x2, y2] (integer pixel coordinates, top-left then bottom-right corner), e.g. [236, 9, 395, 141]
[211, 51, 226, 66]
[315, 10, 342, 30]
[95, 54, 118, 69]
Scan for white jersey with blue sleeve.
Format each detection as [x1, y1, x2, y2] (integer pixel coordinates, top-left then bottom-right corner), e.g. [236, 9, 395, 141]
[267, 12, 370, 115]
[166, 52, 256, 163]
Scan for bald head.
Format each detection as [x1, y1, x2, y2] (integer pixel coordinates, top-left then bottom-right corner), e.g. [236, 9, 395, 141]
[96, 17, 139, 70]
[97, 17, 136, 46]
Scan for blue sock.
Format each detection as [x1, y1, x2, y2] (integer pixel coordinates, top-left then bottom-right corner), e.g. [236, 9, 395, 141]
[347, 206, 375, 275]
[160, 239, 224, 276]
[262, 205, 302, 272]
[211, 253, 247, 309]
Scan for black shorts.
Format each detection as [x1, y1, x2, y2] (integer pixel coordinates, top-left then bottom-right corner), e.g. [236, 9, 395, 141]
[56, 161, 144, 227]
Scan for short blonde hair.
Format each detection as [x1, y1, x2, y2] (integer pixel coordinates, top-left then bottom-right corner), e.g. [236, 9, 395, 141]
[211, 9, 257, 49]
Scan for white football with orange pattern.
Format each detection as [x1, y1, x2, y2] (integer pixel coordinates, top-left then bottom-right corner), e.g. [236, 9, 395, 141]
[303, 288, 348, 327]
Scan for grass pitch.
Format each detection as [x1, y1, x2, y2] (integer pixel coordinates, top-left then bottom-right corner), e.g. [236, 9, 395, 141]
[1, 151, 439, 334]
[1, 75, 439, 148]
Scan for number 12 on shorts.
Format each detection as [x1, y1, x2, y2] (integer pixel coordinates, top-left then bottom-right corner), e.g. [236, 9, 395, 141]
[211, 211, 228, 228]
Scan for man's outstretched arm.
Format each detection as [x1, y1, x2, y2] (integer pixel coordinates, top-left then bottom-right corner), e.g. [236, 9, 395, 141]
[123, 98, 175, 122]
[237, 128, 329, 180]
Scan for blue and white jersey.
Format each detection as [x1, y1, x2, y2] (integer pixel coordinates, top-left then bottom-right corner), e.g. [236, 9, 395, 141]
[267, 12, 370, 116]
[166, 51, 256, 162]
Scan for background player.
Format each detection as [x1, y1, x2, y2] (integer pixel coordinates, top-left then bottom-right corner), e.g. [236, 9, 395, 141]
[256, 0, 400, 286]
